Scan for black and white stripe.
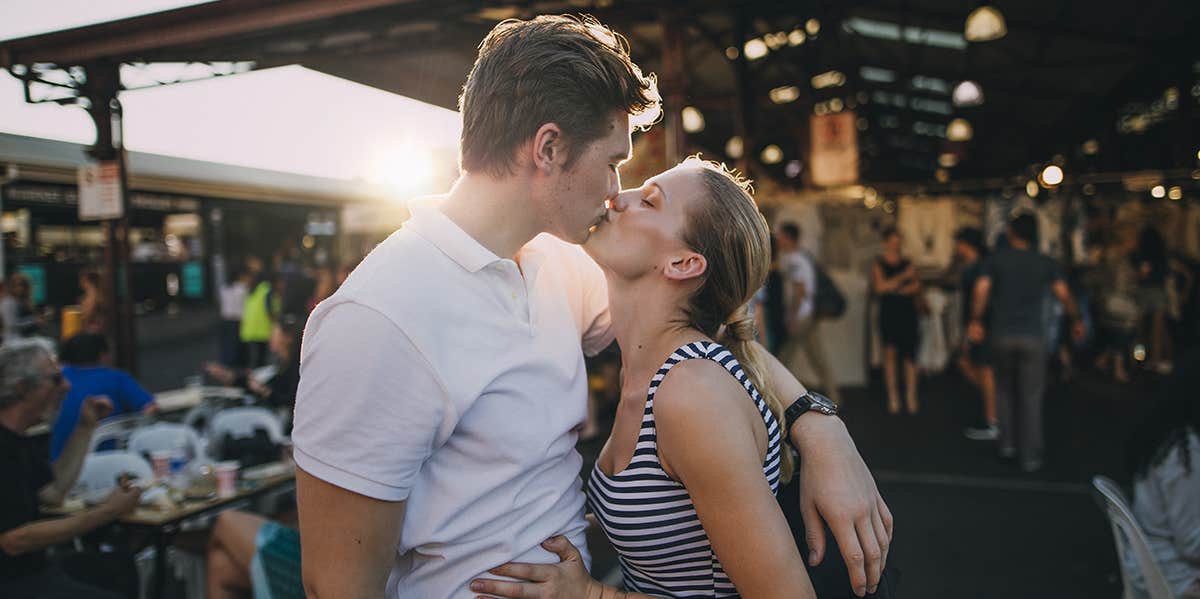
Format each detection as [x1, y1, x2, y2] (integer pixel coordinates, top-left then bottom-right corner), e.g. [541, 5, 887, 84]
[586, 341, 783, 597]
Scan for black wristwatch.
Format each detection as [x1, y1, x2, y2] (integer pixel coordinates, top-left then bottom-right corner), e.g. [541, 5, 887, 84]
[783, 391, 839, 439]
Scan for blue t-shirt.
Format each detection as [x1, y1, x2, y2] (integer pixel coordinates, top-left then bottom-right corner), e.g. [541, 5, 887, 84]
[50, 366, 154, 461]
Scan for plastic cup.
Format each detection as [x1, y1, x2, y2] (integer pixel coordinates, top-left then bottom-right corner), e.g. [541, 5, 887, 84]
[150, 450, 172, 480]
[214, 461, 240, 498]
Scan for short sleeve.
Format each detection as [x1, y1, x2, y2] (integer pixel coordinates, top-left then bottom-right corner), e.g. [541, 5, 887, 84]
[291, 302, 455, 501]
[118, 371, 155, 412]
[575, 251, 614, 357]
[1157, 438, 1200, 561]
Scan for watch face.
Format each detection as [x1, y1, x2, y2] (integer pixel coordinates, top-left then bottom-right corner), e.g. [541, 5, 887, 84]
[809, 391, 838, 414]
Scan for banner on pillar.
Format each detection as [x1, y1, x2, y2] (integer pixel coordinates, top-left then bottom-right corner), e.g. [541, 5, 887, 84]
[809, 112, 859, 187]
[78, 162, 123, 221]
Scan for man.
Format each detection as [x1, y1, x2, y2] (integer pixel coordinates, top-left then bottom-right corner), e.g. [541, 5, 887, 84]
[294, 15, 890, 599]
[954, 227, 997, 441]
[0, 340, 142, 599]
[968, 214, 1085, 472]
[51, 333, 157, 460]
[776, 222, 842, 404]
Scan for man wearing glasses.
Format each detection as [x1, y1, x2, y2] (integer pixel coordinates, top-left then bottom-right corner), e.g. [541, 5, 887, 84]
[0, 340, 142, 599]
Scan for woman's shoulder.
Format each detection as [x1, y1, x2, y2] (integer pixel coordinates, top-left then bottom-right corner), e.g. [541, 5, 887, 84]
[654, 356, 754, 430]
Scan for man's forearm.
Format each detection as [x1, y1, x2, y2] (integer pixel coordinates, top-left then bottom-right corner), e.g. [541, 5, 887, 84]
[970, 285, 990, 321]
[0, 507, 117, 556]
[46, 423, 97, 504]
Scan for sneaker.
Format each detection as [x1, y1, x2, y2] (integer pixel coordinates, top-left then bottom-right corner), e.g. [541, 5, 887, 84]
[1021, 457, 1044, 473]
[964, 424, 1000, 441]
[998, 446, 1017, 459]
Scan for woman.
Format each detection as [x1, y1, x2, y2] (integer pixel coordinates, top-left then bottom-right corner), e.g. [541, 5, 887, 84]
[78, 271, 107, 335]
[872, 227, 921, 415]
[472, 159, 816, 598]
[1, 272, 41, 343]
[1126, 350, 1200, 599]
[1132, 226, 1170, 373]
[207, 313, 303, 422]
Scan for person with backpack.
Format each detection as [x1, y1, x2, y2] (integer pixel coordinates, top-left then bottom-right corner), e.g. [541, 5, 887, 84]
[777, 223, 842, 405]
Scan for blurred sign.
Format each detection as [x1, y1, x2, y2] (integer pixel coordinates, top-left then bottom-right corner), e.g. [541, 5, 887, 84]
[810, 112, 859, 187]
[182, 262, 204, 298]
[17, 264, 47, 304]
[78, 162, 123, 220]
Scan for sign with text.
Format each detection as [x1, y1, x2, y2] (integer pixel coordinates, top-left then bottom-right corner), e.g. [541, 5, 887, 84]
[809, 112, 860, 187]
[77, 162, 123, 220]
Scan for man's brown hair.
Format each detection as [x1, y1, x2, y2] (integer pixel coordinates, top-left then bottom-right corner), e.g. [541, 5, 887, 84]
[458, 15, 660, 177]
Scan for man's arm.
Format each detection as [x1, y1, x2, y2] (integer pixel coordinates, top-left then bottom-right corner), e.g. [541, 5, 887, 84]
[4, 485, 139, 556]
[755, 342, 893, 597]
[41, 396, 112, 505]
[297, 468, 406, 599]
[1051, 280, 1086, 341]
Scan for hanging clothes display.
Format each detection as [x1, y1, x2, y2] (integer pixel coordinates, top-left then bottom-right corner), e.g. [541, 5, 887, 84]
[775, 200, 825, 258]
[1180, 204, 1200, 261]
[916, 287, 951, 372]
[898, 197, 957, 271]
[1036, 198, 1065, 259]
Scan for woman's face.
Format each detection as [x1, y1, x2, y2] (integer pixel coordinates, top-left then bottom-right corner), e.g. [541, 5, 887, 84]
[584, 163, 707, 280]
[885, 232, 903, 253]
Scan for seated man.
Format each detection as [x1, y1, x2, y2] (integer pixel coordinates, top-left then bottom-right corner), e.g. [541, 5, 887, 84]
[0, 340, 142, 599]
[51, 333, 157, 460]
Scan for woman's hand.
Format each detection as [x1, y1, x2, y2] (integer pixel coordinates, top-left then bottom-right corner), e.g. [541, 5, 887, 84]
[470, 536, 599, 599]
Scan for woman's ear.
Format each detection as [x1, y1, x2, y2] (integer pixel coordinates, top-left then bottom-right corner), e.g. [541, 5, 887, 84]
[531, 122, 564, 174]
[663, 252, 707, 281]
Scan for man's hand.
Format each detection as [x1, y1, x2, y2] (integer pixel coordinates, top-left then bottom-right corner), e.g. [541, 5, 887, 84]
[79, 396, 113, 429]
[793, 416, 893, 597]
[1071, 320, 1086, 343]
[100, 484, 142, 518]
[967, 319, 986, 344]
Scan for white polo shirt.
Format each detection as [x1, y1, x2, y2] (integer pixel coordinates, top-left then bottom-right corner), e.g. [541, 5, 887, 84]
[292, 198, 613, 598]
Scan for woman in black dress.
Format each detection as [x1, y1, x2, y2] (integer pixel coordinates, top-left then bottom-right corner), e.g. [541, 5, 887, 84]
[873, 227, 921, 414]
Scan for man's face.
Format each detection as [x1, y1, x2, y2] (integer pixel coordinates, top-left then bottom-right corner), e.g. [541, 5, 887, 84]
[543, 112, 631, 244]
[27, 358, 70, 424]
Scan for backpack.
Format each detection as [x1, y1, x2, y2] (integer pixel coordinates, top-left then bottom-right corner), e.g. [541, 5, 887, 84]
[807, 252, 846, 319]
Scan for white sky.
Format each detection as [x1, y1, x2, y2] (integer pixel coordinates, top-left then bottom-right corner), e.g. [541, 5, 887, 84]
[0, 1, 463, 186]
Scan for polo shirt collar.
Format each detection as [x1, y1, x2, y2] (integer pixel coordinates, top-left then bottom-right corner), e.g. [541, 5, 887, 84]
[406, 197, 501, 273]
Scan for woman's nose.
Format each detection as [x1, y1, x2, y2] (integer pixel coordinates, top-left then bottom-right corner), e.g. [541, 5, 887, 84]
[610, 190, 637, 212]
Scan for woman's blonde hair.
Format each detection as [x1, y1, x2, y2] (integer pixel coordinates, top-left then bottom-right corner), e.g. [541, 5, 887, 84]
[677, 157, 794, 482]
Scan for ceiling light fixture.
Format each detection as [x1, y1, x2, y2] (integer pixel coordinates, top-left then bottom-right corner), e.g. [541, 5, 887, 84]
[952, 80, 984, 106]
[964, 5, 1007, 42]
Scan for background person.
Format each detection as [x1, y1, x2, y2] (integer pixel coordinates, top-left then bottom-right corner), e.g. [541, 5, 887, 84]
[77, 272, 107, 336]
[968, 214, 1085, 472]
[955, 227, 997, 441]
[2, 273, 41, 343]
[872, 227, 921, 415]
[1126, 350, 1200, 599]
[777, 222, 842, 405]
[50, 333, 157, 461]
[0, 341, 142, 599]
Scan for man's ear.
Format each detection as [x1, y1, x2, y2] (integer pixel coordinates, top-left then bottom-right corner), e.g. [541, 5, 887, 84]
[663, 252, 707, 281]
[532, 123, 565, 173]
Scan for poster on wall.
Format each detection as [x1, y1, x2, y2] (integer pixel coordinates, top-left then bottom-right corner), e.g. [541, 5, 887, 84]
[809, 112, 859, 187]
[77, 162, 123, 221]
[17, 264, 47, 304]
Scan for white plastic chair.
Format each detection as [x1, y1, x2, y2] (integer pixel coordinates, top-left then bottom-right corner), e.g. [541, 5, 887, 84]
[1091, 475, 1177, 599]
[72, 451, 154, 502]
[128, 422, 206, 462]
[208, 407, 285, 444]
[87, 413, 144, 453]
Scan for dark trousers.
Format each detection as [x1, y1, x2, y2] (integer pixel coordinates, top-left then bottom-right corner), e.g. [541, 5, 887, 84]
[221, 319, 246, 367]
[993, 337, 1048, 464]
[0, 560, 129, 599]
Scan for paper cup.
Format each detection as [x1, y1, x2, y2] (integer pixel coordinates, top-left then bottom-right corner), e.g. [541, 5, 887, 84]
[150, 450, 172, 480]
[215, 461, 240, 498]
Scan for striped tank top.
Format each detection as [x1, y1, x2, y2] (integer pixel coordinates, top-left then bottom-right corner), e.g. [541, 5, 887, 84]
[586, 341, 784, 597]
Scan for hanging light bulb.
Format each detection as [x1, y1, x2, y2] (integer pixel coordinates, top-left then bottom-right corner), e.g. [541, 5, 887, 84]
[681, 106, 705, 133]
[725, 136, 744, 159]
[952, 80, 984, 107]
[965, 5, 1007, 42]
[1026, 179, 1040, 198]
[761, 145, 784, 165]
[946, 118, 973, 142]
[1151, 185, 1166, 199]
[1039, 165, 1064, 187]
